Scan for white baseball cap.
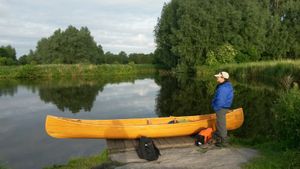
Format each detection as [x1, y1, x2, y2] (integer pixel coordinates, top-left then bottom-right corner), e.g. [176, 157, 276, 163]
[214, 71, 229, 79]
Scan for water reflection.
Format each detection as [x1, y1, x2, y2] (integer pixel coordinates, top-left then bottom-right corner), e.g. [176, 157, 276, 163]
[155, 75, 215, 116]
[0, 73, 285, 169]
[39, 85, 102, 113]
[0, 80, 18, 96]
[0, 75, 159, 169]
[231, 83, 277, 139]
[155, 74, 280, 140]
[0, 76, 153, 114]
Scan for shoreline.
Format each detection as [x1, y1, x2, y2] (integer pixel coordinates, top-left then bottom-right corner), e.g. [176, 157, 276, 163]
[45, 143, 258, 169]
[0, 64, 159, 79]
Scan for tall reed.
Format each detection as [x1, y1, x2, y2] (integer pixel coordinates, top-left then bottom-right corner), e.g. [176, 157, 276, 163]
[0, 64, 157, 79]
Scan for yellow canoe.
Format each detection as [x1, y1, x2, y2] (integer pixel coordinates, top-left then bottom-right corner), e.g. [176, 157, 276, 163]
[45, 108, 244, 139]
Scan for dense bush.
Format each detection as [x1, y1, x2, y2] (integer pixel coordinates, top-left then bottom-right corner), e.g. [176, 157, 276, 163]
[0, 45, 17, 65]
[272, 84, 300, 148]
[0, 57, 16, 65]
[205, 44, 237, 65]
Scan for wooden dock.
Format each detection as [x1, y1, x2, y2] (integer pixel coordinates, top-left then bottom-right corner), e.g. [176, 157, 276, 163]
[106, 136, 195, 154]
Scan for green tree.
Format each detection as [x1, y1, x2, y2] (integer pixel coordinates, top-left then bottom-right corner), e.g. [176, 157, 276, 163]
[128, 53, 154, 64]
[154, 2, 180, 69]
[0, 45, 17, 65]
[118, 51, 128, 64]
[281, 0, 300, 59]
[18, 50, 37, 65]
[32, 25, 103, 64]
[155, 0, 299, 70]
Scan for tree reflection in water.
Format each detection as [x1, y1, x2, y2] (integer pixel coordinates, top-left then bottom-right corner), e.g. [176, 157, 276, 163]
[0, 75, 151, 113]
[0, 74, 282, 139]
[39, 84, 102, 113]
[155, 74, 280, 140]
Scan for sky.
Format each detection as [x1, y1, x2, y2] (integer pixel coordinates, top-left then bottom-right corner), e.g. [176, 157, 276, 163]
[0, 0, 170, 57]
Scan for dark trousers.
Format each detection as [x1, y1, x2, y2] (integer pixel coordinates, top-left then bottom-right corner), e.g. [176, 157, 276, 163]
[214, 108, 229, 141]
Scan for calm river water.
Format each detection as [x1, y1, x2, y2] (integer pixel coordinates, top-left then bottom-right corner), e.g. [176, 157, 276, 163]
[0, 74, 280, 169]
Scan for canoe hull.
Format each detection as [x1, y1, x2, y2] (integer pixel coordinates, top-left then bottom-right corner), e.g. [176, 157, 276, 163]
[45, 108, 244, 139]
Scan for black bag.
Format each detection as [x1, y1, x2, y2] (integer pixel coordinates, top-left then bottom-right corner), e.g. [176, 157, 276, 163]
[194, 134, 205, 146]
[136, 137, 160, 161]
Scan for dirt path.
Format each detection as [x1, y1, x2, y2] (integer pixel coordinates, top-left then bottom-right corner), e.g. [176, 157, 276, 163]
[110, 146, 258, 169]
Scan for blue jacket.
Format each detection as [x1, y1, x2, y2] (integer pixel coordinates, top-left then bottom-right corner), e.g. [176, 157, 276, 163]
[212, 81, 234, 112]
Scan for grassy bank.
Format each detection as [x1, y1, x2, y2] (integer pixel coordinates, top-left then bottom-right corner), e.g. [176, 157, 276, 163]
[0, 64, 158, 79]
[0, 164, 7, 169]
[198, 60, 300, 168]
[44, 149, 119, 169]
[230, 138, 300, 169]
[197, 59, 300, 84]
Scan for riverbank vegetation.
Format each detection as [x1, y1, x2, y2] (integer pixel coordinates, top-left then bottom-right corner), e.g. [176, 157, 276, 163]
[0, 164, 8, 169]
[231, 88, 300, 168]
[0, 64, 157, 79]
[197, 60, 300, 90]
[44, 149, 118, 169]
[195, 59, 300, 168]
[216, 60, 300, 169]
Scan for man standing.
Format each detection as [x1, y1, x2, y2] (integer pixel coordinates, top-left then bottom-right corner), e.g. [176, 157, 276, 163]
[212, 71, 234, 147]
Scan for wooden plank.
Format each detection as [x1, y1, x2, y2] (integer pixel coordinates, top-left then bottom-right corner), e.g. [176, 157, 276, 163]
[106, 136, 196, 154]
[106, 139, 119, 153]
[108, 140, 120, 150]
[116, 140, 126, 149]
[132, 139, 138, 147]
[178, 136, 194, 147]
[153, 138, 162, 146]
[180, 136, 194, 144]
[166, 137, 182, 147]
[123, 139, 136, 151]
[106, 139, 126, 153]
[155, 138, 169, 148]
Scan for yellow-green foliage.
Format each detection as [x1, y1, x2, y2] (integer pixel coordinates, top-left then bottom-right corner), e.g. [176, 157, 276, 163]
[273, 84, 300, 148]
[205, 44, 237, 65]
[0, 162, 9, 169]
[198, 59, 300, 82]
[242, 143, 300, 169]
[0, 64, 156, 79]
[44, 149, 109, 169]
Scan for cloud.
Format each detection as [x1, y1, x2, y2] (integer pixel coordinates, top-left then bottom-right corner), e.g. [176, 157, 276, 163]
[92, 79, 160, 115]
[0, 0, 9, 17]
[98, 79, 160, 101]
[0, 0, 170, 57]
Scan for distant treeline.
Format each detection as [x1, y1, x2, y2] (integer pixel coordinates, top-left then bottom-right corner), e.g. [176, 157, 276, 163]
[0, 26, 154, 65]
[154, 0, 300, 71]
[0, 45, 18, 65]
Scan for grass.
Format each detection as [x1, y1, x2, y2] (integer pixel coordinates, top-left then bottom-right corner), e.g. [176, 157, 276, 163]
[0, 64, 158, 79]
[0, 165, 7, 169]
[197, 59, 300, 88]
[0, 162, 9, 169]
[44, 149, 119, 169]
[244, 143, 300, 169]
[197, 59, 300, 74]
[208, 60, 300, 169]
[229, 137, 300, 169]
